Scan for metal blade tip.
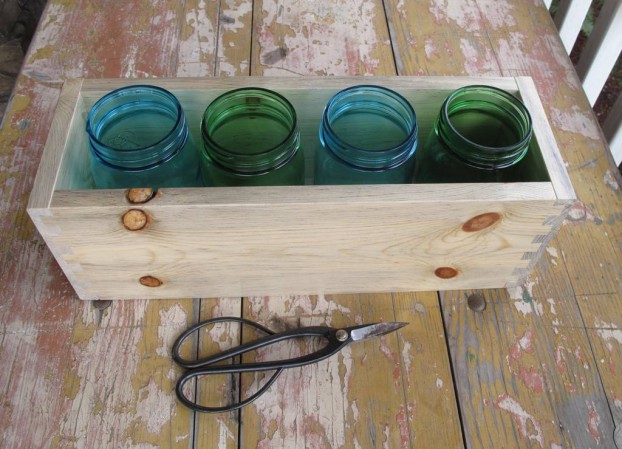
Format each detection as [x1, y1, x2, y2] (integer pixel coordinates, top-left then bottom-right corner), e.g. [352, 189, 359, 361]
[350, 322, 409, 341]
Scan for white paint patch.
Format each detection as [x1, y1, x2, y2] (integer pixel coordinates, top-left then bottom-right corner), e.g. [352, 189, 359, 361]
[217, 417, 235, 448]
[514, 300, 533, 317]
[216, 0, 253, 76]
[546, 247, 558, 266]
[508, 279, 537, 301]
[156, 303, 188, 357]
[551, 444, 563, 449]
[176, 0, 217, 77]
[401, 341, 413, 379]
[546, 298, 557, 315]
[477, 0, 516, 29]
[495, 395, 544, 447]
[382, 424, 391, 449]
[459, 38, 499, 75]
[429, 0, 482, 32]
[594, 319, 622, 346]
[351, 400, 360, 421]
[614, 398, 622, 410]
[424, 38, 437, 59]
[135, 379, 172, 434]
[604, 169, 620, 191]
[550, 106, 601, 141]
[436, 378, 444, 389]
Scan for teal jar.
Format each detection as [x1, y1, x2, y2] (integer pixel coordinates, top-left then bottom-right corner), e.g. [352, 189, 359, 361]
[414, 85, 533, 183]
[200, 88, 304, 187]
[314, 85, 418, 185]
[87, 85, 201, 189]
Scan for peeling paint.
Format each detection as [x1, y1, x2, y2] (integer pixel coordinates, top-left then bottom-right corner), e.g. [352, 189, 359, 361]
[604, 169, 621, 192]
[550, 106, 601, 141]
[587, 404, 601, 443]
[494, 394, 544, 447]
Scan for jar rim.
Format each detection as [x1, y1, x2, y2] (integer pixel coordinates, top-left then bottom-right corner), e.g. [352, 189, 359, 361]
[201, 87, 298, 159]
[441, 85, 533, 155]
[86, 85, 184, 153]
[322, 84, 418, 155]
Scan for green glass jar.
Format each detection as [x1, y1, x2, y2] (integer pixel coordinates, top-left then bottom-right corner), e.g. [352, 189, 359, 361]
[87, 85, 201, 189]
[314, 85, 418, 185]
[414, 85, 533, 183]
[200, 88, 304, 187]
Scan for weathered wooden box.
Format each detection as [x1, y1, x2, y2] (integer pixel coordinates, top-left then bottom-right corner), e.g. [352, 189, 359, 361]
[27, 76, 576, 300]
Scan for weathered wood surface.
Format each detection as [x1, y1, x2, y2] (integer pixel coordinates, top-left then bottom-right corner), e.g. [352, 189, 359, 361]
[1, 1, 622, 449]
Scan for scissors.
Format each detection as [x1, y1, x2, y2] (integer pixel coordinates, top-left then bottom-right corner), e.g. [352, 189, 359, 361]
[172, 316, 408, 413]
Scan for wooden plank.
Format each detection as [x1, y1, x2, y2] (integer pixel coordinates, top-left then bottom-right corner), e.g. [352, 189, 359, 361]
[250, 0, 396, 76]
[441, 277, 616, 448]
[239, 293, 464, 448]
[577, 294, 622, 426]
[194, 299, 243, 449]
[51, 299, 197, 449]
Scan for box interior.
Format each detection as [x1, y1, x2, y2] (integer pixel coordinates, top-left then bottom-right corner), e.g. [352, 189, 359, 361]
[55, 84, 551, 191]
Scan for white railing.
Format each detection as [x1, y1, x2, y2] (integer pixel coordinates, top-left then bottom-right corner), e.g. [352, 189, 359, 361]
[550, 0, 622, 165]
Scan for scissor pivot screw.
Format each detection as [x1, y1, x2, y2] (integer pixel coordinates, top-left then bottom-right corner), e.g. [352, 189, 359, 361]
[335, 329, 349, 342]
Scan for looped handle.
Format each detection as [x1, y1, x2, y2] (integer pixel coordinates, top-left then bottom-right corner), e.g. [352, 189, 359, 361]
[172, 316, 276, 369]
[175, 366, 284, 413]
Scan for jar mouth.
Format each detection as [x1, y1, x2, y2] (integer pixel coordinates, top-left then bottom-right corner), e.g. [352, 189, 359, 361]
[201, 87, 299, 174]
[438, 85, 533, 169]
[320, 85, 418, 170]
[86, 85, 184, 152]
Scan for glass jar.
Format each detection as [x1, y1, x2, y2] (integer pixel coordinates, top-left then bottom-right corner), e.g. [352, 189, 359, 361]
[86, 85, 201, 189]
[414, 85, 533, 183]
[314, 85, 418, 185]
[200, 87, 304, 187]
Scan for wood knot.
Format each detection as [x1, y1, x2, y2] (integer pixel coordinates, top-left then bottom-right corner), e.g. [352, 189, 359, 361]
[126, 188, 156, 204]
[434, 267, 459, 279]
[462, 212, 502, 232]
[122, 209, 149, 231]
[139, 276, 163, 287]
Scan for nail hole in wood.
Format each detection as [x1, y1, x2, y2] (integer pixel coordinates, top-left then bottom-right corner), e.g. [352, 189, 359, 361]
[467, 293, 486, 312]
[434, 267, 459, 279]
[462, 212, 502, 232]
[140, 276, 163, 287]
[126, 187, 156, 204]
[122, 209, 149, 231]
[92, 300, 112, 311]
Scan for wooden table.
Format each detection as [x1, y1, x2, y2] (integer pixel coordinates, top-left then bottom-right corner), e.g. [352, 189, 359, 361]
[1, 1, 621, 448]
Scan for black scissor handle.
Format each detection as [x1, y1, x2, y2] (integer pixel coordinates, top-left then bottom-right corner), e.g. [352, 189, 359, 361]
[176, 366, 284, 413]
[172, 316, 276, 369]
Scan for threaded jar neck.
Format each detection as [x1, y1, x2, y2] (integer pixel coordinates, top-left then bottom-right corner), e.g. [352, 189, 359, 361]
[435, 85, 533, 170]
[86, 85, 189, 171]
[201, 87, 300, 176]
[319, 85, 418, 171]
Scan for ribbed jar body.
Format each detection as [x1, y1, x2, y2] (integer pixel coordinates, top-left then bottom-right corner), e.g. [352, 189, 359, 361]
[200, 88, 304, 187]
[414, 85, 533, 183]
[314, 85, 418, 185]
[87, 85, 201, 189]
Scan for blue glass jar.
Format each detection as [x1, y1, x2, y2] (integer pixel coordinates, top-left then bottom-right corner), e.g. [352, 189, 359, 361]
[314, 85, 418, 185]
[87, 85, 201, 189]
[200, 88, 304, 187]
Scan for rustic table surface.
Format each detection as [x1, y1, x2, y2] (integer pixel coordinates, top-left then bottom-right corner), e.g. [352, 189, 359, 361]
[1, 0, 622, 448]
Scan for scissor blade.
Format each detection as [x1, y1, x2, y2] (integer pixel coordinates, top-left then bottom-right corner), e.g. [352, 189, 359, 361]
[350, 322, 408, 342]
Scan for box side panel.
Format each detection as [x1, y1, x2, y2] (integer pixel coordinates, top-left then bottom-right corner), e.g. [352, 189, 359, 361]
[41, 198, 571, 300]
[516, 77, 576, 201]
[27, 79, 84, 209]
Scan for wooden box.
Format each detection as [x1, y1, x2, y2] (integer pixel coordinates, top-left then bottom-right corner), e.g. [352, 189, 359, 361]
[27, 77, 576, 300]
